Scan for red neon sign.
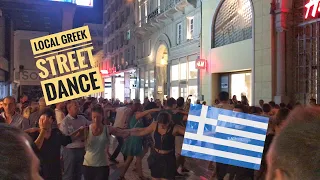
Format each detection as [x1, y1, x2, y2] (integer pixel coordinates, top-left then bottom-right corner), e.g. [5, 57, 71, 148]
[100, 67, 116, 75]
[305, 0, 320, 19]
[196, 59, 207, 69]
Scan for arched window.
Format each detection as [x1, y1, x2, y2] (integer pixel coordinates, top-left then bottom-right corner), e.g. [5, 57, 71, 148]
[212, 0, 253, 48]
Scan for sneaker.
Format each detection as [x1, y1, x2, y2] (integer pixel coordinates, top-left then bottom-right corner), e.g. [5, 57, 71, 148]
[109, 158, 119, 164]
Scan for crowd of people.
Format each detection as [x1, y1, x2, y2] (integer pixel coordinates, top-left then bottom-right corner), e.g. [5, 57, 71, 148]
[0, 92, 319, 180]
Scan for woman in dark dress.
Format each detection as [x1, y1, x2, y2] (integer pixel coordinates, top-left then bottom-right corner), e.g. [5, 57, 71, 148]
[130, 111, 185, 180]
[27, 107, 83, 180]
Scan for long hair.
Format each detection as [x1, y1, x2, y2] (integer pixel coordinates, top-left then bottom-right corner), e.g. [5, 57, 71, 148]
[156, 111, 172, 125]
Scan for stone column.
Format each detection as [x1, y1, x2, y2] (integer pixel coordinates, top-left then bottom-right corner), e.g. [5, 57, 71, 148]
[273, 6, 290, 104]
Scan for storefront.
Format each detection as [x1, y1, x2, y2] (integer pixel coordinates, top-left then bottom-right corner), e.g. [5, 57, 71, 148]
[18, 69, 44, 101]
[170, 54, 198, 102]
[139, 65, 155, 100]
[291, 0, 320, 104]
[200, 0, 273, 105]
[101, 67, 137, 102]
[220, 71, 252, 104]
[104, 77, 112, 100]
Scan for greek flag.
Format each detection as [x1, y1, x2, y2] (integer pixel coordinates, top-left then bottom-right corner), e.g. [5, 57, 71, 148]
[181, 104, 269, 170]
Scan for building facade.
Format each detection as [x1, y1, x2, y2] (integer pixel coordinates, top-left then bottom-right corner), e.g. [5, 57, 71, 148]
[289, 0, 320, 105]
[102, 0, 138, 102]
[82, 23, 104, 98]
[134, 0, 200, 103]
[0, 9, 11, 98]
[200, 0, 320, 106]
[201, 0, 275, 106]
[13, 30, 49, 100]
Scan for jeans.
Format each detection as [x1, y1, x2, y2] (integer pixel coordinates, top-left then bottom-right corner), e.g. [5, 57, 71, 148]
[110, 137, 127, 161]
[62, 148, 85, 180]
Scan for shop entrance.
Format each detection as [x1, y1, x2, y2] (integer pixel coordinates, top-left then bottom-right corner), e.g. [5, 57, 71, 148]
[155, 44, 168, 102]
[219, 71, 251, 104]
[115, 76, 124, 102]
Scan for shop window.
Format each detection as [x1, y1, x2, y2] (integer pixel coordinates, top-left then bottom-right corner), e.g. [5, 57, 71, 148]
[149, 88, 154, 99]
[140, 88, 144, 100]
[212, 0, 253, 48]
[145, 71, 149, 88]
[231, 73, 251, 105]
[188, 86, 198, 103]
[171, 87, 179, 99]
[171, 65, 179, 81]
[180, 87, 187, 99]
[140, 69, 145, 88]
[180, 63, 187, 80]
[188, 61, 197, 79]
[150, 70, 154, 86]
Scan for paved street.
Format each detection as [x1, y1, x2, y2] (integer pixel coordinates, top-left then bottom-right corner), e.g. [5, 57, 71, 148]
[107, 135, 214, 180]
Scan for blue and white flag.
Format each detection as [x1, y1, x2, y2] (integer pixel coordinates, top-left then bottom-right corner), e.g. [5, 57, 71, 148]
[181, 104, 269, 170]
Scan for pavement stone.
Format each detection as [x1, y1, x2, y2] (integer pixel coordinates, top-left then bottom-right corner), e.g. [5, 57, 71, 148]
[107, 135, 214, 180]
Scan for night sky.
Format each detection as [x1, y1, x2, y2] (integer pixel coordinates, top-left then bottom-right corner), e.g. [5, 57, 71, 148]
[73, 0, 103, 27]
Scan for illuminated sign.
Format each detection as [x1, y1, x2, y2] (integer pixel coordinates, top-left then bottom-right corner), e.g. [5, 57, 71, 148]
[196, 59, 207, 69]
[100, 67, 116, 75]
[305, 0, 320, 19]
[48, 0, 93, 7]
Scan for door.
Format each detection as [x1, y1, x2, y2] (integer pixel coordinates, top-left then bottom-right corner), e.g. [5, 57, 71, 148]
[180, 84, 187, 99]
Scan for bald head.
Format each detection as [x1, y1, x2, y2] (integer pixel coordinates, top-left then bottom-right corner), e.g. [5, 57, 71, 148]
[67, 100, 79, 117]
[266, 107, 320, 180]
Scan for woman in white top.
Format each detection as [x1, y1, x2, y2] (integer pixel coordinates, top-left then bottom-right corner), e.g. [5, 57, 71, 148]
[82, 104, 130, 180]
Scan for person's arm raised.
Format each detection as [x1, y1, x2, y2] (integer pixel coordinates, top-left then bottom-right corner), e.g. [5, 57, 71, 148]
[34, 116, 51, 149]
[130, 121, 156, 137]
[135, 108, 161, 120]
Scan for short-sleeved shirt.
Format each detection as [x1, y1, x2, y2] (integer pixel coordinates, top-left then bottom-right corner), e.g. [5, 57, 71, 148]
[29, 111, 42, 127]
[60, 114, 91, 149]
[28, 128, 72, 180]
[114, 107, 131, 129]
[1, 112, 28, 130]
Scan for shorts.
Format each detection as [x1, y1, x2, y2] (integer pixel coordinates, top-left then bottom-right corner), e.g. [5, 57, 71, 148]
[175, 136, 184, 155]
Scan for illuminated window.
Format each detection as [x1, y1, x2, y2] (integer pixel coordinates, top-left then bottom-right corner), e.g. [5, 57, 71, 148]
[171, 87, 179, 99]
[212, 0, 253, 48]
[171, 65, 179, 81]
[188, 61, 197, 79]
[180, 63, 187, 80]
